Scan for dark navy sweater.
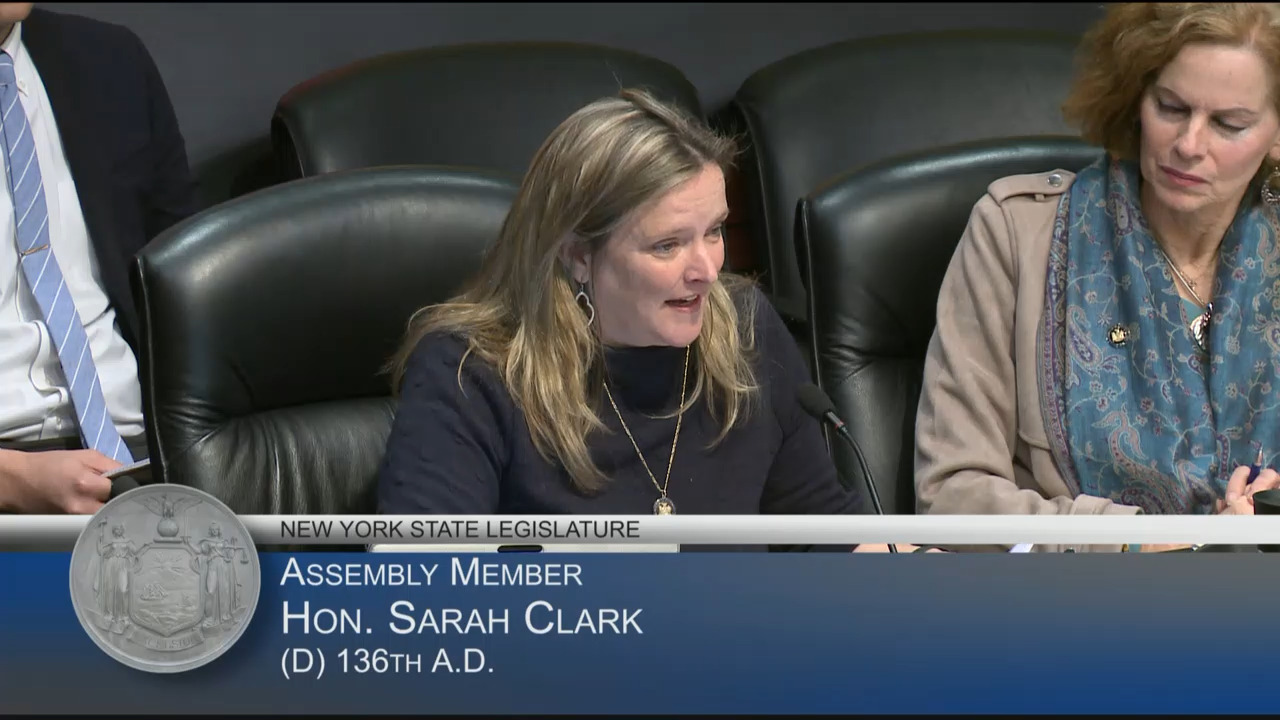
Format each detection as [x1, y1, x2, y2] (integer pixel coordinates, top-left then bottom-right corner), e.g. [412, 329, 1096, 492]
[376, 288, 863, 526]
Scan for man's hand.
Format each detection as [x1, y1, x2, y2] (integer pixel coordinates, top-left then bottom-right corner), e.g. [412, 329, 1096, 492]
[0, 449, 119, 514]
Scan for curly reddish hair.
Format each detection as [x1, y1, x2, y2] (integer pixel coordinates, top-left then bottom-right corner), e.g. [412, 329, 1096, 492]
[1063, 3, 1280, 180]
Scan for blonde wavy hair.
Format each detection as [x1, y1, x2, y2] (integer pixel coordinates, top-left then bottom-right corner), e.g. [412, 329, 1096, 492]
[1063, 3, 1280, 189]
[387, 88, 760, 493]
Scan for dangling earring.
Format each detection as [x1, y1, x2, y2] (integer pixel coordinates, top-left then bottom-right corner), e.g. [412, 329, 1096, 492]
[1262, 166, 1280, 205]
[574, 282, 596, 326]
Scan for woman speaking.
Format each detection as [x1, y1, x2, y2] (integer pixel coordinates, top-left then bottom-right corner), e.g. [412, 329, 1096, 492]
[375, 89, 901, 550]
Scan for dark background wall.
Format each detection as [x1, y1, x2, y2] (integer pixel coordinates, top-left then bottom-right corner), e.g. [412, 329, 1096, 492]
[46, 2, 1105, 209]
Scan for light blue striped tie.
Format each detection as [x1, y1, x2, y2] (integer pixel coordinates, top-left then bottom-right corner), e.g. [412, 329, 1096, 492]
[1, 52, 132, 463]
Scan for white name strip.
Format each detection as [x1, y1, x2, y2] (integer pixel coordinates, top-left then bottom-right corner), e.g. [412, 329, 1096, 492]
[3, 515, 1280, 547]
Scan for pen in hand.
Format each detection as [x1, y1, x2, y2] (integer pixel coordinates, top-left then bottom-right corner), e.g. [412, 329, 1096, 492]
[1248, 447, 1265, 485]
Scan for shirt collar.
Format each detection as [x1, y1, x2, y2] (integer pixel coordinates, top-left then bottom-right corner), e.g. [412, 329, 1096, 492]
[0, 22, 23, 64]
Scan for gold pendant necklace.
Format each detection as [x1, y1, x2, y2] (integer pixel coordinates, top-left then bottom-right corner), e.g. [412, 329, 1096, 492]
[602, 345, 690, 515]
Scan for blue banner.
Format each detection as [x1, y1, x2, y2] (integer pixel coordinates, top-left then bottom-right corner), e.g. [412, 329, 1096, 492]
[3, 551, 1278, 714]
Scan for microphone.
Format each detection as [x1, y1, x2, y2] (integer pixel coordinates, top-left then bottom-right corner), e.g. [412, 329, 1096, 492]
[798, 383, 896, 552]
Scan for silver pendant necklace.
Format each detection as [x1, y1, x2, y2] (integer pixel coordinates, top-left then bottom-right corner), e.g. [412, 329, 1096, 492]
[1156, 244, 1215, 352]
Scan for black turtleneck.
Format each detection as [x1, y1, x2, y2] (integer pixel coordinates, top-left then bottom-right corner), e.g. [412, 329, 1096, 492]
[377, 286, 863, 528]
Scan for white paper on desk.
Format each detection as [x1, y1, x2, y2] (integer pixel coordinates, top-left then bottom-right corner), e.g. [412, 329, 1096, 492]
[1008, 543, 1035, 553]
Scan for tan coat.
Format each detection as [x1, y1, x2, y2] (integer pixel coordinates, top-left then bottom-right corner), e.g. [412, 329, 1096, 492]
[914, 169, 1141, 553]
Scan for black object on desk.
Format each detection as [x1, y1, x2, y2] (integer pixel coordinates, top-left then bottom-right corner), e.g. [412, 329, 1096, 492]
[1252, 489, 1280, 553]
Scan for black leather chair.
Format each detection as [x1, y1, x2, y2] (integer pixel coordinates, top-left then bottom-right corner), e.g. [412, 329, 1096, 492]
[796, 137, 1103, 514]
[722, 30, 1081, 325]
[131, 166, 519, 516]
[272, 41, 704, 180]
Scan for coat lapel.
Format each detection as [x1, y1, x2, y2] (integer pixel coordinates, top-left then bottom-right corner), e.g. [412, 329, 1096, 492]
[20, 10, 136, 347]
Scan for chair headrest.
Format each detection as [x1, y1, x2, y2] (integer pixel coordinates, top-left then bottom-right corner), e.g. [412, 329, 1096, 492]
[798, 136, 1103, 356]
[273, 42, 705, 178]
[133, 165, 520, 415]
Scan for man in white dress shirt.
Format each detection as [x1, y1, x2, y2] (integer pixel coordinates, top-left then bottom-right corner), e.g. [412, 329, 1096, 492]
[0, 3, 196, 513]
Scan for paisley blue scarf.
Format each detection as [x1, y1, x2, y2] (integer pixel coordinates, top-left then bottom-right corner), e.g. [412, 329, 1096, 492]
[1040, 157, 1280, 513]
